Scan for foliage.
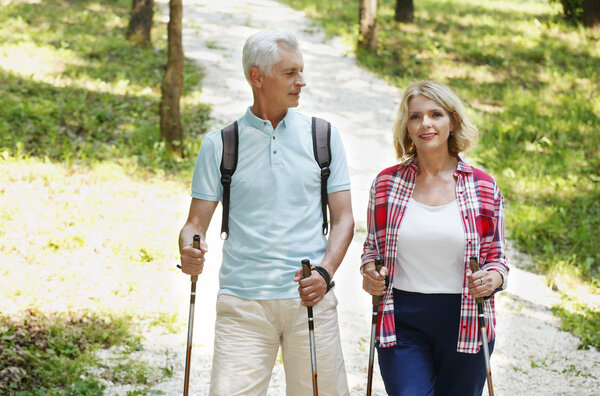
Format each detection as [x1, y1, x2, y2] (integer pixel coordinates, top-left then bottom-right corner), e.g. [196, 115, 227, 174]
[0, 0, 210, 174]
[550, 0, 583, 22]
[280, 0, 600, 348]
[552, 299, 600, 350]
[0, 310, 139, 394]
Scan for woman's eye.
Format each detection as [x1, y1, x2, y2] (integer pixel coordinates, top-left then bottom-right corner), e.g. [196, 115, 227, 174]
[433, 112, 443, 117]
[410, 114, 420, 120]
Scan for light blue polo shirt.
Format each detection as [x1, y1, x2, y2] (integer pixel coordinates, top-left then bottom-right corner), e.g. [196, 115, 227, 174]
[191, 107, 351, 300]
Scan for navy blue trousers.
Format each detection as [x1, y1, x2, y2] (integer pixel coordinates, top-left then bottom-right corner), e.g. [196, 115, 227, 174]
[377, 289, 494, 396]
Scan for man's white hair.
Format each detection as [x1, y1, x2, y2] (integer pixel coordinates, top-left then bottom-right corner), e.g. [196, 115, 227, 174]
[242, 30, 299, 84]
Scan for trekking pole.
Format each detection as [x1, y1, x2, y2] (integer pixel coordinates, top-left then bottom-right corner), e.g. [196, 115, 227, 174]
[366, 256, 383, 396]
[183, 234, 201, 396]
[301, 259, 319, 396]
[469, 257, 494, 396]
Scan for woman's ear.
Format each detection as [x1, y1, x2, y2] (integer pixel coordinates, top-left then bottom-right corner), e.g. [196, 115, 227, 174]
[450, 111, 459, 131]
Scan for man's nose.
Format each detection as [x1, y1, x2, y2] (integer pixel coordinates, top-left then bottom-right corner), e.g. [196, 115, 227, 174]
[296, 75, 306, 87]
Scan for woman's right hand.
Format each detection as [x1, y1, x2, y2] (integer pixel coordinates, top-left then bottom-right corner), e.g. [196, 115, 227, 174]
[362, 262, 389, 296]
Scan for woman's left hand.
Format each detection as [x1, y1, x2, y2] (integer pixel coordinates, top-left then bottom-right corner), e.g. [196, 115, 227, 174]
[467, 269, 503, 299]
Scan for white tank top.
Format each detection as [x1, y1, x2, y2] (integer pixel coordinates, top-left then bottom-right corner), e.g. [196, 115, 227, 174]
[394, 198, 465, 294]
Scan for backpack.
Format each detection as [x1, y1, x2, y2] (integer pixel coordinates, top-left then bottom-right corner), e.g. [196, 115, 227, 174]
[219, 117, 332, 239]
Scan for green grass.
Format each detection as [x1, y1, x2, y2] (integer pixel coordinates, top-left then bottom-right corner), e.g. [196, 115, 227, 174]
[553, 298, 600, 351]
[0, 0, 209, 175]
[1, 155, 189, 393]
[0, 310, 139, 394]
[280, 0, 600, 348]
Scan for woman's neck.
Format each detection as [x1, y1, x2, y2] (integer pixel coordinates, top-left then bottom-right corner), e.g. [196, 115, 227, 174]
[414, 151, 457, 176]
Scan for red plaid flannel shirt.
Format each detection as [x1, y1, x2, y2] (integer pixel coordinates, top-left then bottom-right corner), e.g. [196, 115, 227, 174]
[361, 157, 509, 354]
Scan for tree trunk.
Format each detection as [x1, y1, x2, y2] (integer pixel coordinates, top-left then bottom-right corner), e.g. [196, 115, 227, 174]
[160, 0, 184, 156]
[127, 0, 154, 47]
[582, 0, 600, 28]
[358, 0, 377, 51]
[395, 0, 414, 23]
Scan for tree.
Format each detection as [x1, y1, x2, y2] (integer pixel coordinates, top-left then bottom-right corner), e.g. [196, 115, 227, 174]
[160, 0, 184, 156]
[358, 0, 377, 51]
[582, 0, 600, 28]
[127, 0, 154, 47]
[395, 0, 414, 23]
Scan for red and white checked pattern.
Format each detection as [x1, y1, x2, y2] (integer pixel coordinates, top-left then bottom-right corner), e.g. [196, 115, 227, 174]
[361, 157, 509, 354]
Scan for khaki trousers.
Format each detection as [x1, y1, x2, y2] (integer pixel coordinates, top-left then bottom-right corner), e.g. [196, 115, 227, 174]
[209, 292, 349, 396]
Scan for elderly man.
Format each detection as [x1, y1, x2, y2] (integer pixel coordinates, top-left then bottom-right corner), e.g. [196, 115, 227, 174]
[178, 30, 353, 395]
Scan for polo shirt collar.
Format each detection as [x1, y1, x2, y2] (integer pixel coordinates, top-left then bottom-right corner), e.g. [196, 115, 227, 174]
[244, 107, 295, 133]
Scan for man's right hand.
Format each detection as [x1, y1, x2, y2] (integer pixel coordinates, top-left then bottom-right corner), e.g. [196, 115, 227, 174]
[179, 238, 208, 276]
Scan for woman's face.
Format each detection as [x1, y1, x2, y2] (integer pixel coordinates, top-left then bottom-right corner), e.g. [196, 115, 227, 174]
[406, 94, 454, 155]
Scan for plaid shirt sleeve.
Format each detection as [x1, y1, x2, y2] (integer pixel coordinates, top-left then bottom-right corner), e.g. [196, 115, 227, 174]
[361, 177, 380, 269]
[456, 163, 509, 353]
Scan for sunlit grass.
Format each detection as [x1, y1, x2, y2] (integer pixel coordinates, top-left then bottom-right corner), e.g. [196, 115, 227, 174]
[0, 156, 187, 316]
[0, 155, 189, 392]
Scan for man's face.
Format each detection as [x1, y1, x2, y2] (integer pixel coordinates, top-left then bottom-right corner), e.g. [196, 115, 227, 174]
[260, 44, 306, 111]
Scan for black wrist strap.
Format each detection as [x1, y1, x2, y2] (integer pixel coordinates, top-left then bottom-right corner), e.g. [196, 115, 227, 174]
[312, 265, 335, 293]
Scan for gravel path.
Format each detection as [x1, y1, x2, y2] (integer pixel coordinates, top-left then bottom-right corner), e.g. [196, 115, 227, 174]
[101, 1, 600, 394]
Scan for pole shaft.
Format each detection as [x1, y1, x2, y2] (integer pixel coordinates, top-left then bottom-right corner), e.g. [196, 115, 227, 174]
[183, 235, 201, 396]
[302, 259, 319, 396]
[366, 257, 382, 396]
[469, 257, 494, 396]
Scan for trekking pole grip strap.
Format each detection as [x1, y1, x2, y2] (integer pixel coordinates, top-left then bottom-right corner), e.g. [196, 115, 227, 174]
[313, 265, 335, 293]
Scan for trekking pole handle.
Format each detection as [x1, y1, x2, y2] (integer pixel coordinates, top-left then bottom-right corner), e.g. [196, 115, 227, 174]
[469, 257, 483, 303]
[302, 259, 312, 279]
[372, 256, 383, 306]
[301, 260, 314, 317]
[190, 235, 201, 282]
[176, 235, 202, 281]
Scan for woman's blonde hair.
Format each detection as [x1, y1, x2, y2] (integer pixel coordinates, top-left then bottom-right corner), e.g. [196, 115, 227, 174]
[392, 80, 478, 161]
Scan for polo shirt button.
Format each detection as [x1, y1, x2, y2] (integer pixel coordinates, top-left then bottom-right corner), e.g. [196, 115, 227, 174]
[273, 136, 275, 140]
[263, 122, 267, 125]
[273, 150, 277, 154]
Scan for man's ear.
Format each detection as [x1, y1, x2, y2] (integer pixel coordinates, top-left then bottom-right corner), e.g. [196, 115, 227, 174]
[249, 66, 263, 88]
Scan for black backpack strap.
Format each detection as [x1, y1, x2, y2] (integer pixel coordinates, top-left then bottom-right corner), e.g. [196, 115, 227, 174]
[220, 121, 239, 240]
[311, 117, 331, 235]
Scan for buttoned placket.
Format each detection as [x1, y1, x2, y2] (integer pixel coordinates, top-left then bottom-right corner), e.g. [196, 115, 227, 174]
[263, 120, 281, 167]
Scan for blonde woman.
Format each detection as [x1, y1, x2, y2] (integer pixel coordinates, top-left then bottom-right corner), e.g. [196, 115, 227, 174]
[361, 81, 508, 395]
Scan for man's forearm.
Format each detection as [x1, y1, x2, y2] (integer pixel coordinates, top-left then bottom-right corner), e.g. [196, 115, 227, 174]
[320, 214, 354, 278]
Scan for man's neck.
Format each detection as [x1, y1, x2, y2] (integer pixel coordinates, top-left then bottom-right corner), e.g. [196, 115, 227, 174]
[251, 101, 288, 130]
